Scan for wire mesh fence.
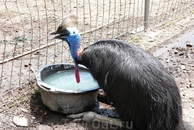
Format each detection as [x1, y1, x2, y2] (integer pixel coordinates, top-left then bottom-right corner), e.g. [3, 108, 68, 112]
[0, 0, 193, 120]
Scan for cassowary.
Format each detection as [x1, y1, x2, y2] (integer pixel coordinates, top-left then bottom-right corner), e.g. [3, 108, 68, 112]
[51, 14, 184, 130]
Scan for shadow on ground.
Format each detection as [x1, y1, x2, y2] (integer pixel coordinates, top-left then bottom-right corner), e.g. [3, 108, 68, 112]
[29, 88, 124, 130]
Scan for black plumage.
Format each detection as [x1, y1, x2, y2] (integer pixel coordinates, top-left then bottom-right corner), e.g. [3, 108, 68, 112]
[51, 14, 184, 130]
[77, 39, 183, 130]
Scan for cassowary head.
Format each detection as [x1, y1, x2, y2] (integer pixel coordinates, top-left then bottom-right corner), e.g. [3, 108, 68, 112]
[50, 14, 82, 83]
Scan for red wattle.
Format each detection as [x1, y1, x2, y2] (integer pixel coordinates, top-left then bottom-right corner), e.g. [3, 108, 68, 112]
[74, 67, 80, 83]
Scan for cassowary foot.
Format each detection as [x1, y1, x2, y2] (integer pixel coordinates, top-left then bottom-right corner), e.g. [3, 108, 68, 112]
[67, 111, 124, 128]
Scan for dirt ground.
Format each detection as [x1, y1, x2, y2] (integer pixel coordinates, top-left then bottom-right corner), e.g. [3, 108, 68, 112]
[0, 1, 194, 129]
[151, 27, 194, 130]
[0, 16, 193, 130]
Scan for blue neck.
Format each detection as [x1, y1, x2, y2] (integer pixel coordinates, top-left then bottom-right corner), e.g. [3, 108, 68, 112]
[63, 27, 81, 83]
[66, 33, 81, 62]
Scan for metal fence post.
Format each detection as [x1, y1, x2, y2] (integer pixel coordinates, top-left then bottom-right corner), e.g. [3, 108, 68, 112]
[144, 0, 150, 29]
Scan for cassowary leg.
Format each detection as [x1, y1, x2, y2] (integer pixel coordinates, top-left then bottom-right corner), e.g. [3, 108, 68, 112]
[67, 111, 124, 128]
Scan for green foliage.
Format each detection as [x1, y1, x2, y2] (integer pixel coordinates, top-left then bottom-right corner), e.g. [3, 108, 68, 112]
[190, 10, 194, 13]
[164, 21, 175, 27]
[129, 36, 141, 43]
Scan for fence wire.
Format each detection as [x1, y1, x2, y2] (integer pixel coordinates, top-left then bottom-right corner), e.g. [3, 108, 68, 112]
[0, 0, 193, 117]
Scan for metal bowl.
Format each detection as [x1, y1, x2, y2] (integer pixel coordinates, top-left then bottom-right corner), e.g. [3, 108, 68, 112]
[36, 63, 99, 114]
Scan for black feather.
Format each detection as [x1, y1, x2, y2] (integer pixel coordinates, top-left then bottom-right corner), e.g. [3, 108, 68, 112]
[77, 39, 183, 130]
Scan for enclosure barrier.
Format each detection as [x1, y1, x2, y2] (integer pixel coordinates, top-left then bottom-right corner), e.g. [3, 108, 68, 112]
[0, 0, 193, 128]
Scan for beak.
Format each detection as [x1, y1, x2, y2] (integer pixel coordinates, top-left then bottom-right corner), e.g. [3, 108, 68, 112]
[50, 33, 67, 40]
[50, 26, 69, 40]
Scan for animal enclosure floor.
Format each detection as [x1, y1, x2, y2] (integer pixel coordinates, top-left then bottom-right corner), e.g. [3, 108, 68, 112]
[151, 26, 194, 130]
[1, 17, 194, 130]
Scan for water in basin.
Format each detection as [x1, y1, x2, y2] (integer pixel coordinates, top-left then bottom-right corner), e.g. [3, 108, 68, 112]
[43, 69, 98, 91]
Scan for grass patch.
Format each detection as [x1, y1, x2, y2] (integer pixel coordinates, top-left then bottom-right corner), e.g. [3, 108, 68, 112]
[164, 21, 176, 27]
[129, 36, 141, 43]
[190, 10, 194, 13]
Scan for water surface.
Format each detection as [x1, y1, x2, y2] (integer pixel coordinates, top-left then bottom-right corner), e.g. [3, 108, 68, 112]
[43, 69, 98, 91]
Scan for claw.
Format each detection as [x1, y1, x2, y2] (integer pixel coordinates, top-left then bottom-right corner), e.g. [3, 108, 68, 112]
[66, 111, 124, 128]
[67, 112, 95, 122]
[67, 112, 85, 119]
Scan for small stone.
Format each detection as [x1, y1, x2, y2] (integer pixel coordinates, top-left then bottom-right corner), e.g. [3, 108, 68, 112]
[24, 64, 28, 67]
[179, 52, 184, 56]
[38, 125, 53, 130]
[49, 59, 54, 62]
[21, 108, 28, 113]
[186, 40, 193, 47]
[148, 39, 154, 42]
[180, 65, 186, 70]
[13, 116, 28, 126]
[166, 58, 170, 63]
[174, 50, 178, 54]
